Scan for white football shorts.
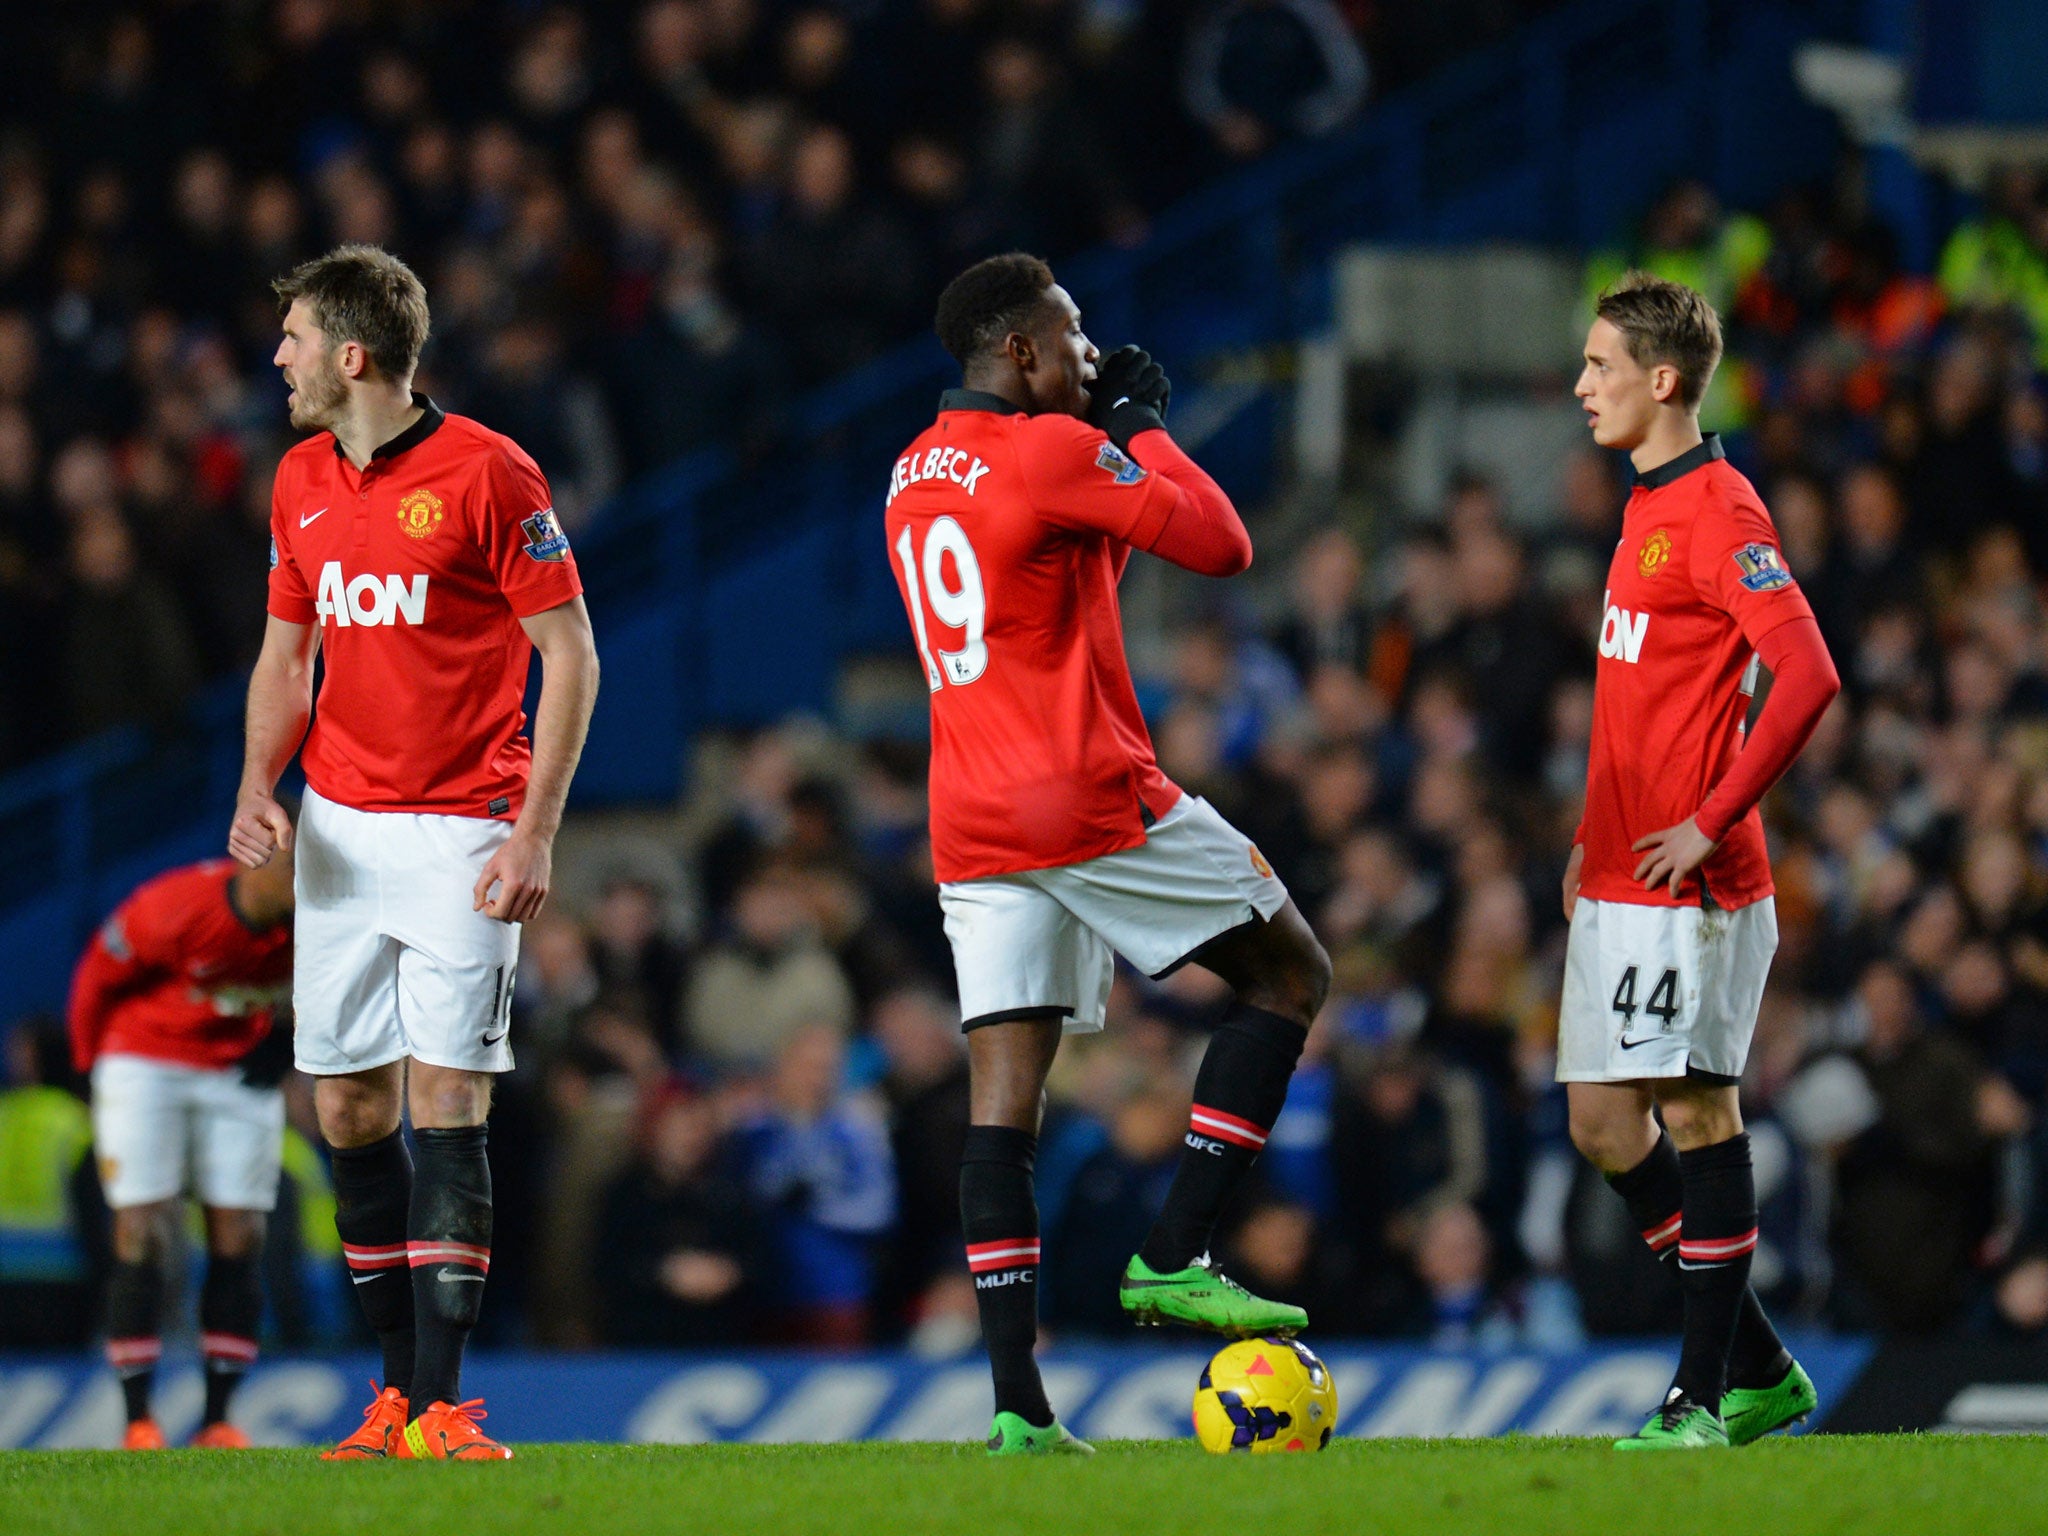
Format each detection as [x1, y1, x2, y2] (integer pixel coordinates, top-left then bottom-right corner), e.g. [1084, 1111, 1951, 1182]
[91, 1053, 285, 1210]
[293, 787, 520, 1076]
[1556, 895, 1779, 1083]
[939, 794, 1289, 1033]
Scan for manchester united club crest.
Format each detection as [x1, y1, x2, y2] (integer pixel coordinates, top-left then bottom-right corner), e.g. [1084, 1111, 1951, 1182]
[1638, 528, 1673, 578]
[1249, 844, 1275, 879]
[397, 487, 446, 540]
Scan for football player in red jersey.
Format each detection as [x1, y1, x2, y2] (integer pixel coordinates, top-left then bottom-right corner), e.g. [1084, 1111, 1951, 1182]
[70, 848, 296, 1449]
[1564, 273, 1841, 1450]
[228, 246, 600, 1460]
[888, 254, 1332, 1453]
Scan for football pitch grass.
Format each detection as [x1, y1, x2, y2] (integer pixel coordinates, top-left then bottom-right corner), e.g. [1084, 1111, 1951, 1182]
[6, 1437, 2046, 1536]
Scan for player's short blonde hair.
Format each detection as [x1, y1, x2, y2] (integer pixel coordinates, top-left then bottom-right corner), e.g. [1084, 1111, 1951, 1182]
[273, 245, 430, 381]
[1596, 271, 1722, 410]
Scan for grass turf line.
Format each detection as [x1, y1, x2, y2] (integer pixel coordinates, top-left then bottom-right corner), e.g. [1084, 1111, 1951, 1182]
[4, 1437, 2045, 1536]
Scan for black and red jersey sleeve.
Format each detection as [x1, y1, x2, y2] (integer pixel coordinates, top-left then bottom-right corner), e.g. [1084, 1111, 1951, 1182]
[475, 443, 583, 617]
[1686, 479, 1815, 649]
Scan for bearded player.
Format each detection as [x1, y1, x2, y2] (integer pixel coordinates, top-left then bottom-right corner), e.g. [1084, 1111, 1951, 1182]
[888, 254, 1331, 1454]
[70, 848, 295, 1449]
[1564, 272, 1840, 1449]
[229, 245, 599, 1460]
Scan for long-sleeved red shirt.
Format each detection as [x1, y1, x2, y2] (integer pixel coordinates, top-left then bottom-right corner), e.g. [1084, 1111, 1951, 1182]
[885, 390, 1251, 881]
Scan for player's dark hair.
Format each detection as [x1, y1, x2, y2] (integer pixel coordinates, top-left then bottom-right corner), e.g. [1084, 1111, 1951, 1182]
[935, 252, 1056, 367]
[1595, 270, 1722, 411]
[273, 244, 431, 381]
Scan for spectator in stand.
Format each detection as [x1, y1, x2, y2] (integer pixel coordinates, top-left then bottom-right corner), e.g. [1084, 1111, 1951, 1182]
[597, 1082, 760, 1346]
[868, 988, 970, 1338]
[1182, 0, 1370, 163]
[684, 864, 858, 1072]
[0, 1016, 101, 1349]
[731, 1024, 895, 1345]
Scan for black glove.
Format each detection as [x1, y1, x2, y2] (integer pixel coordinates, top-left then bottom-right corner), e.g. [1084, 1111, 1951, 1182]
[1087, 344, 1172, 452]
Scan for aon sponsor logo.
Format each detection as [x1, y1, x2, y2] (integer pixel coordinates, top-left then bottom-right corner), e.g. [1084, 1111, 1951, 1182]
[1598, 594, 1649, 664]
[316, 562, 428, 627]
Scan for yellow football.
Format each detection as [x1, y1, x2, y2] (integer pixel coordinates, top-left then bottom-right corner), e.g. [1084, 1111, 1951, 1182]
[1192, 1336, 1339, 1453]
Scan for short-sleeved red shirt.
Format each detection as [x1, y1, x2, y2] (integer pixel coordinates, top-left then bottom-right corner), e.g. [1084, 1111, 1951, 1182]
[1579, 436, 1816, 910]
[267, 397, 582, 818]
[68, 860, 293, 1073]
[884, 390, 1197, 882]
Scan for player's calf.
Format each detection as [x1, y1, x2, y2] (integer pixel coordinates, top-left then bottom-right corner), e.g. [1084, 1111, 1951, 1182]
[407, 1123, 493, 1414]
[106, 1201, 175, 1434]
[960, 1124, 1054, 1429]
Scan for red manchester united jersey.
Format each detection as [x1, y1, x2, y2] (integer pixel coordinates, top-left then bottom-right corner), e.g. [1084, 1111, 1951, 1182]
[886, 390, 1249, 882]
[1579, 436, 1816, 909]
[68, 860, 294, 1073]
[266, 397, 582, 818]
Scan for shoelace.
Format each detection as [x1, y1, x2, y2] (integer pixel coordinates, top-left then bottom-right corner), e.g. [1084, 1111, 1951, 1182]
[351, 1381, 394, 1426]
[1192, 1253, 1252, 1298]
[1658, 1395, 1699, 1431]
[436, 1399, 491, 1435]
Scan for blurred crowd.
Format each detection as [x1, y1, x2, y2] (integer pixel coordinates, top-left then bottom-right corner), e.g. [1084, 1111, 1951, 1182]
[0, 0, 1606, 768]
[5, 6, 2048, 1362]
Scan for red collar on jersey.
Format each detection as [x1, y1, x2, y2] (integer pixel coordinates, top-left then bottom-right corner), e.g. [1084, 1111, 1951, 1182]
[331, 392, 446, 462]
[1632, 432, 1724, 490]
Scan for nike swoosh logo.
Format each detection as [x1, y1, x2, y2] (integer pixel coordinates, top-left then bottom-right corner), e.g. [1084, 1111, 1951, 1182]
[1618, 1036, 1660, 1050]
[301, 506, 328, 528]
[350, 1273, 382, 1286]
[436, 1272, 486, 1284]
[480, 1029, 509, 1047]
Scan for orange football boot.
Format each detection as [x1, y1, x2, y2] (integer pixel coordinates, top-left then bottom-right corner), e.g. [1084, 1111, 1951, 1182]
[192, 1422, 251, 1449]
[320, 1382, 411, 1460]
[122, 1419, 167, 1450]
[401, 1400, 513, 1460]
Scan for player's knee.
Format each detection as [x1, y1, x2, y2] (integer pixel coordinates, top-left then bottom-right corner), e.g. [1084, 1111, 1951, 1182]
[1655, 1089, 1741, 1150]
[112, 1202, 175, 1263]
[206, 1210, 266, 1260]
[315, 1077, 401, 1149]
[408, 1067, 491, 1130]
[1568, 1107, 1643, 1173]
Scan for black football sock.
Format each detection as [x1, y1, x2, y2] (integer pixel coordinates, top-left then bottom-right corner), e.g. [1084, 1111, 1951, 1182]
[1672, 1133, 1759, 1414]
[105, 1257, 164, 1423]
[961, 1125, 1052, 1428]
[1138, 1003, 1306, 1274]
[1607, 1130, 1788, 1391]
[408, 1124, 493, 1411]
[199, 1254, 263, 1425]
[330, 1129, 416, 1396]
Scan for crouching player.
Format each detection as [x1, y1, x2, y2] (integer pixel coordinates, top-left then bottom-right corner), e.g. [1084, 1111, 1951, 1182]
[70, 849, 296, 1448]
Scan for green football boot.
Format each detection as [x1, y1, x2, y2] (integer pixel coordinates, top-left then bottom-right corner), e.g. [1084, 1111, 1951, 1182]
[1721, 1359, 1818, 1446]
[985, 1412, 1094, 1456]
[1614, 1391, 1731, 1450]
[1118, 1253, 1307, 1337]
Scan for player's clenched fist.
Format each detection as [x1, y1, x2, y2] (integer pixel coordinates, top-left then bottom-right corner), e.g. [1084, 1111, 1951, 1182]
[472, 828, 552, 923]
[228, 790, 294, 869]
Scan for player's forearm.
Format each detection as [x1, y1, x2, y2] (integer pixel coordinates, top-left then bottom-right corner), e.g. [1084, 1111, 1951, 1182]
[1128, 428, 1253, 577]
[516, 634, 599, 841]
[1694, 616, 1841, 843]
[238, 651, 313, 796]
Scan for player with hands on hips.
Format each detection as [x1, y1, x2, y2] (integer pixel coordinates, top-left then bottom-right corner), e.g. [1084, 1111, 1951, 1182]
[1563, 272, 1840, 1452]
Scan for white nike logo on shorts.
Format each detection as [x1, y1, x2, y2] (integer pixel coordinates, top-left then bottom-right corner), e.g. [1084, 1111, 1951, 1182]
[301, 506, 328, 528]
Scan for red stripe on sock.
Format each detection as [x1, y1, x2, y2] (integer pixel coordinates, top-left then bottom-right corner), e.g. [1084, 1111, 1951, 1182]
[1188, 1104, 1267, 1149]
[965, 1240, 1040, 1273]
[106, 1337, 161, 1370]
[1679, 1226, 1758, 1262]
[342, 1243, 409, 1270]
[201, 1332, 260, 1366]
[407, 1241, 491, 1272]
[1642, 1213, 1682, 1251]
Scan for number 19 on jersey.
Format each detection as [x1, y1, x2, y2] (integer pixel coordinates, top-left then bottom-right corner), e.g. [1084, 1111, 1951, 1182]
[896, 517, 988, 690]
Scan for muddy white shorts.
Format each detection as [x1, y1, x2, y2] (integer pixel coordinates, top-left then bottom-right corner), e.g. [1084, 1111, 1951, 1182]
[939, 795, 1289, 1033]
[293, 787, 520, 1076]
[91, 1053, 284, 1210]
[1556, 896, 1778, 1083]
